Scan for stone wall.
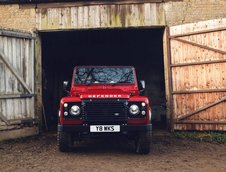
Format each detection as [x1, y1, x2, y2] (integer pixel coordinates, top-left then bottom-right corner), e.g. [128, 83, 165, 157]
[164, 0, 226, 26]
[0, 4, 35, 32]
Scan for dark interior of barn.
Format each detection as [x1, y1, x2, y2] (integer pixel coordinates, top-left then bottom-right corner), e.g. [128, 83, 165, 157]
[41, 28, 166, 130]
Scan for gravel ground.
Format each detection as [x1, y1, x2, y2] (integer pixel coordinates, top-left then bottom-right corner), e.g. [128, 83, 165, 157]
[0, 132, 226, 172]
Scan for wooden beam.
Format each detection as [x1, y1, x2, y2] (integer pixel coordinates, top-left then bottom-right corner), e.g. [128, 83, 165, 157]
[170, 27, 226, 38]
[172, 38, 226, 55]
[0, 94, 35, 99]
[9, 118, 37, 125]
[38, 26, 166, 33]
[175, 120, 226, 125]
[0, 52, 32, 94]
[172, 89, 226, 94]
[19, 0, 164, 9]
[166, 27, 174, 132]
[35, 36, 43, 132]
[0, 113, 36, 126]
[163, 27, 171, 130]
[177, 97, 226, 121]
[171, 59, 226, 67]
[0, 113, 10, 126]
[0, 29, 34, 39]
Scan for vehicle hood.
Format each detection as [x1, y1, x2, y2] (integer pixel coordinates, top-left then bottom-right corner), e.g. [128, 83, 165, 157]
[72, 88, 132, 99]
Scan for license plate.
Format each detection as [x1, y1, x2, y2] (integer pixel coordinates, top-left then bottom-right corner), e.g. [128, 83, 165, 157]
[90, 125, 120, 132]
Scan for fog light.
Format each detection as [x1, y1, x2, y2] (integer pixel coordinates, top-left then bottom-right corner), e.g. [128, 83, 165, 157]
[141, 102, 146, 107]
[64, 111, 68, 116]
[141, 111, 146, 115]
[64, 103, 68, 108]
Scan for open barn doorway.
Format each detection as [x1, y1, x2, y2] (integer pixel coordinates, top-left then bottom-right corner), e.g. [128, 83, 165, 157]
[41, 28, 166, 130]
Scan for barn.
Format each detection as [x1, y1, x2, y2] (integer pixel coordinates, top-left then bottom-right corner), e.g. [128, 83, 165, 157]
[0, 0, 225, 140]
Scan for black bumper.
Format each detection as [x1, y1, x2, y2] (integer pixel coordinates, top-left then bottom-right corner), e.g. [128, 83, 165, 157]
[58, 124, 152, 133]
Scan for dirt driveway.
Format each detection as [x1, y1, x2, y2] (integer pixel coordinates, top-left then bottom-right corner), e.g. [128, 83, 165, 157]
[0, 132, 226, 172]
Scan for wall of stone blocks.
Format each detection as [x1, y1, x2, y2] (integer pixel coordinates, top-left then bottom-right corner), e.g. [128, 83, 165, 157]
[164, 0, 226, 26]
[0, 4, 36, 32]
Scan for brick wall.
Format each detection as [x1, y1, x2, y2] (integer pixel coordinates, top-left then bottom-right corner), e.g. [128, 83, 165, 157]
[0, 4, 35, 32]
[164, 0, 226, 26]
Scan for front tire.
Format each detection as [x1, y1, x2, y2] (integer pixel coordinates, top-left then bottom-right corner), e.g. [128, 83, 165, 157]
[135, 131, 152, 154]
[57, 131, 72, 152]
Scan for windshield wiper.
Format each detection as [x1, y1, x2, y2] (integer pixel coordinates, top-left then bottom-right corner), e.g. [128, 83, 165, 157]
[111, 81, 132, 86]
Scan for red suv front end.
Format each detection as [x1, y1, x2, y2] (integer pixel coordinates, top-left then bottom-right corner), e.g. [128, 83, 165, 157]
[58, 66, 152, 154]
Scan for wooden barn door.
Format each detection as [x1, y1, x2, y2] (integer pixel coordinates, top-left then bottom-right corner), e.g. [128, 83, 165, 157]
[168, 18, 226, 131]
[0, 30, 35, 130]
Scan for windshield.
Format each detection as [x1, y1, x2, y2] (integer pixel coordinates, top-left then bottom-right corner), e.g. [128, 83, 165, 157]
[74, 67, 135, 85]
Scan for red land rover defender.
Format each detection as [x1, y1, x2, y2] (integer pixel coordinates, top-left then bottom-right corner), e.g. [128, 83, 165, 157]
[58, 66, 152, 154]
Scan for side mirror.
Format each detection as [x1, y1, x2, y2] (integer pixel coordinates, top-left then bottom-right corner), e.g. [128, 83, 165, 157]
[140, 80, 145, 89]
[139, 80, 145, 95]
[63, 81, 68, 90]
[63, 81, 70, 96]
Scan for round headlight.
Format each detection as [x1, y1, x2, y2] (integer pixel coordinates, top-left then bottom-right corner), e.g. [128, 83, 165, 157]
[129, 104, 140, 115]
[70, 105, 81, 115]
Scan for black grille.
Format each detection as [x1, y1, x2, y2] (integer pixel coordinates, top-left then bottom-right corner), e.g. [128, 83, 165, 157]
[82, 99, 128, 124]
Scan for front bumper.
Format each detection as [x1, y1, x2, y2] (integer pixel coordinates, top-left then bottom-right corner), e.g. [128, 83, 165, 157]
[58, 124, 152, 133]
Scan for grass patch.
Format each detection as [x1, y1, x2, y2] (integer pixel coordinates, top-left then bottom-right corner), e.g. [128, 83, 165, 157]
[174, 131, 226, 143]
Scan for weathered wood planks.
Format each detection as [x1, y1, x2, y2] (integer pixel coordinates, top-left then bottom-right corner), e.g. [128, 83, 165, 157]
[169, 18, 226, 131]
[0, 30, 35, 127]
